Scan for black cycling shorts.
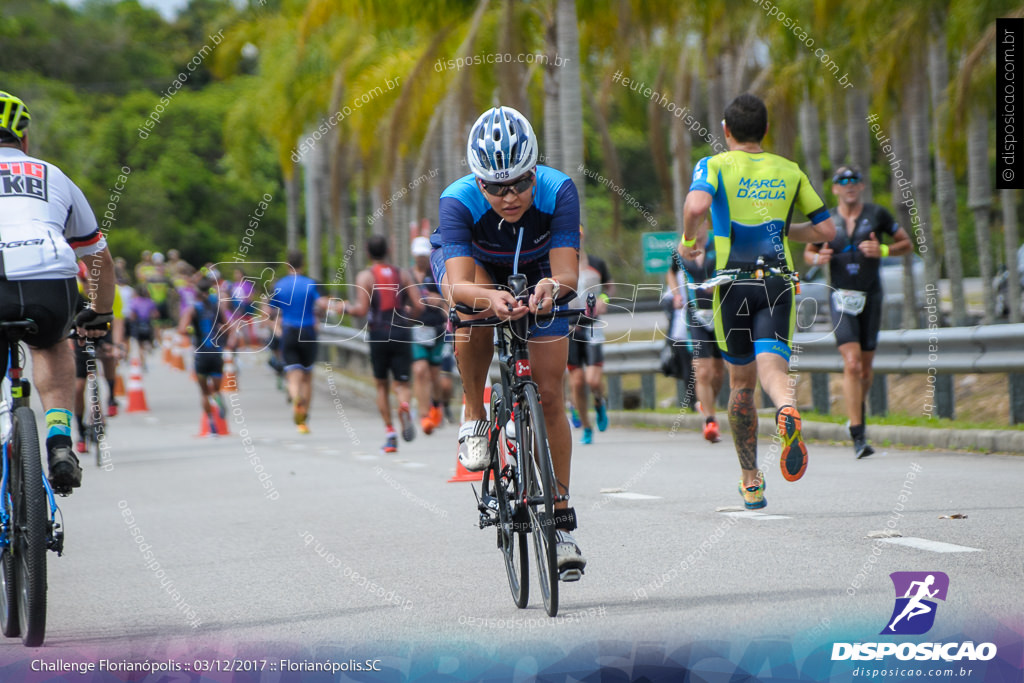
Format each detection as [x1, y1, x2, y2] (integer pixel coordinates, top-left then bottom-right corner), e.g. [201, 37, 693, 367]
[830, 288, 883, 351]
[281, 325, 319, 371]
[193, 350, 225, 377]
[370, 339, 412, 382]
[714, 277, 795, 365]
[0, 278, 77, 350]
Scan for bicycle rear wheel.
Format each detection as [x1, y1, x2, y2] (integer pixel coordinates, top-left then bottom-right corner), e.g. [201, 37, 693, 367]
[518, 384, 558, 617]
[11, 407, 46, 647]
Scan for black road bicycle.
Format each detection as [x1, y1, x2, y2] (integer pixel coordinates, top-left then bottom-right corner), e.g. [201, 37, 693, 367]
[450, 233, 592, 617]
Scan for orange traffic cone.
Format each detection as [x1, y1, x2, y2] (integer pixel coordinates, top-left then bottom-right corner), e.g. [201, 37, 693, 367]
[170, 336, 186, 371]
[126, 358, 149, 413]
[161, 332, 173, 366]
[222, 352, 238, 393]
[198, 399, 229, 436]
[114, 371, 126, 398]
[448, 380, 491, 483]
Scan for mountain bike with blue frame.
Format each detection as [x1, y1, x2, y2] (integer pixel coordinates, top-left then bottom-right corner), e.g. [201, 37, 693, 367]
[450, 227, 592, 617]
[0, 319, 66, 647]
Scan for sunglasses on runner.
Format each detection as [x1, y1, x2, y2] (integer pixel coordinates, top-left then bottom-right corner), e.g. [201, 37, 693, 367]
[480, 173, 535, 197]
[832, 168, 862, 185]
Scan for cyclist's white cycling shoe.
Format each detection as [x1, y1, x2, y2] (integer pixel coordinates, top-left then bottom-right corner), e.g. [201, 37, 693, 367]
[555, 530, 586, 581]
[457, 420, 491, 471]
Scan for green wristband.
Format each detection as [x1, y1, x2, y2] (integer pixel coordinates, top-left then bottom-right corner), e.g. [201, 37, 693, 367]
[879, 243, 889, 258]
[681, 236, 697, 249]
[598, 293, 609, 303]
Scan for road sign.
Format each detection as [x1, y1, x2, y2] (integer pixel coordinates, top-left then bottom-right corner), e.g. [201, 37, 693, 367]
[642, 232, 679, 274]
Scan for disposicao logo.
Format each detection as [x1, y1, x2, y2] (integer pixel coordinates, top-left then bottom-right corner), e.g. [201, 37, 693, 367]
[832, 571, 998, 662]
[882, 571, 948, 636]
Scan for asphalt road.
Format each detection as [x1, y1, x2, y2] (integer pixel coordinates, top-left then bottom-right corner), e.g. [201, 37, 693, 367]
[2, 350, 1020, 680]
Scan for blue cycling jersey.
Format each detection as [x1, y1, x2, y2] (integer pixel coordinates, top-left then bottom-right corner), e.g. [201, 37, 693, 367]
[270, 274, 321, 329]
[433, 165, 580, 266]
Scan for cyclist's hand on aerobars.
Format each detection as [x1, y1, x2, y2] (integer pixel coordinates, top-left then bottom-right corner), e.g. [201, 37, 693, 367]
[73, 309, 113, 341]
[817, 244, 834, 265]
[490, 290, 528, 321]
[527, 280, 557, 315]
[858, 232, 881, 258]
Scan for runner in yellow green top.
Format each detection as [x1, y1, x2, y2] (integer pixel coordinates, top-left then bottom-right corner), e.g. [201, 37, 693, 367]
[679, 93, 836, 509]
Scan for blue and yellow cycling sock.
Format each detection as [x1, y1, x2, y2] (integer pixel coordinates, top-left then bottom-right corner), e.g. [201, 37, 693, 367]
[45, 408, 74, 454]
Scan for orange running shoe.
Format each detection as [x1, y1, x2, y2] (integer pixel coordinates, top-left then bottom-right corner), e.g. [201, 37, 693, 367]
[777, 405, 808, 481]
[703, 418, 721, 443]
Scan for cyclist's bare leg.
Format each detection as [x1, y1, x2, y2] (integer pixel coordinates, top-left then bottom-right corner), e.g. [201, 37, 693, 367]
[29, 343, 74, 413]
[568, 366, 590, 429]
[453, 327, 493, 422]
[529, 335, 571, 508]
[727, 361, 760, 487]
[375, 377, 393, 427]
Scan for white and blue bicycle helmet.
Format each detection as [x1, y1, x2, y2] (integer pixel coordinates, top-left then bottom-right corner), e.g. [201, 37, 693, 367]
[466, 106, 538, 183]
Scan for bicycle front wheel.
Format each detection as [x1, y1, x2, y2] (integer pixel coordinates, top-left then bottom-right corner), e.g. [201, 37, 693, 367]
[11, 407, 47, 647]
[518, 384, 558, 617]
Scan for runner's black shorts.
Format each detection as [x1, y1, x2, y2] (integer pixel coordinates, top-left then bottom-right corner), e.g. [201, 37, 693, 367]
[73, 330, 115, 379]
[281, 325, 319, 371]
[370, 338, 412, 382]
[686, 308, 722, 361]
[0, 278, 77, 350]
[830, 288, 883, 351]
[193, 350, 225, 377]
[567, 328, 604, 370]
[713, 277, 794, 365]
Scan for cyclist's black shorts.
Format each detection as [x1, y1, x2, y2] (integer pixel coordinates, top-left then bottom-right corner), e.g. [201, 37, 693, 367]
[370, 339, 412, 382]
[830, 287, 883, 351]
[74, 330, 114, 379]
[714, 277, 795, 365]
[281, 325, 319, 371]
[193, 350, 225, 377]
[0, 278, 77, 350]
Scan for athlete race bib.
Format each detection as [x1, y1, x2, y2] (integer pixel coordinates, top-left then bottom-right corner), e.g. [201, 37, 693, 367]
[693, 308, 715, 332]
[832, 288, 867, 316]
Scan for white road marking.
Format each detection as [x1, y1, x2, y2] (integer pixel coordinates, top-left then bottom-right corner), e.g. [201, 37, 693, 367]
[880, 537, 982, 553]
[720, 511, 791, 520]
[602, 492, 661, 500]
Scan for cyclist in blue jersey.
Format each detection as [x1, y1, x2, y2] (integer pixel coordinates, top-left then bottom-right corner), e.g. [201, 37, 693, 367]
[269, 250, 333, 434]
[430, 106, 585, 575]
[177, 275, 228, 434]
[680, 93, 835, 509]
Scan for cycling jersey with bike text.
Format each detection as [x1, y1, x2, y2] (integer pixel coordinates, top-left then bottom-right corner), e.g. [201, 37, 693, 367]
[434, 165, 580, 266]
[0, 147, 106, 280]
[689, 150, 828, 272]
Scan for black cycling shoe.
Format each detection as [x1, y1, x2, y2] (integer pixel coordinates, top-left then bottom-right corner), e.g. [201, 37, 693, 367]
[854, 437, 875, 460]
[48, 446, 82, 495]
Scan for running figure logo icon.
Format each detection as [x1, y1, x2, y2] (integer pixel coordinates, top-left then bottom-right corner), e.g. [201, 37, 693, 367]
[881, 571, 949, 635]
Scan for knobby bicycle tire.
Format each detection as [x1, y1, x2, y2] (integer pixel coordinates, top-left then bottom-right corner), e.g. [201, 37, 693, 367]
[488, 384, 528, 608]
[519, 384, 558, 617]
[12, 407, 46, 647]
[0, 438, 17, 638]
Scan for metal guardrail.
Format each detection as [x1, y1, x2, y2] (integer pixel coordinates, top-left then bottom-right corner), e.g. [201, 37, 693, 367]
[319, 323, 1024, 424]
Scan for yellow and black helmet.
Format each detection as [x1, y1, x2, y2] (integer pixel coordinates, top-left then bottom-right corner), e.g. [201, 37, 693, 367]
[0, 91, 31, 142]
